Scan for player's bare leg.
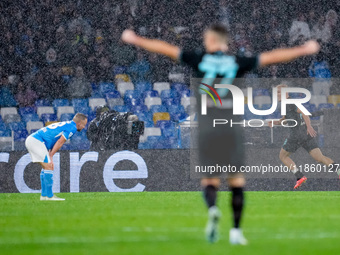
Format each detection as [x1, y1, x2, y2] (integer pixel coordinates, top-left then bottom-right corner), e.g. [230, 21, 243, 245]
[309, 148, 339, 178]
[201, 178, 220, 243]
[309, 148, 334, 166]
[279, 148, 306, 189]
[227, 177, 247, 245]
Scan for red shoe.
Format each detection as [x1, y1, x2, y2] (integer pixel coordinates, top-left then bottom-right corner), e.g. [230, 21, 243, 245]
[294, 176, 307, 189]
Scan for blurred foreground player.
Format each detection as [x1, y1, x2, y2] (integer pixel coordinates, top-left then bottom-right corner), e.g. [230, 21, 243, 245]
[122, 25, 320, 244]
[25, 113, 87, 200]
[270, 84, 339, 188]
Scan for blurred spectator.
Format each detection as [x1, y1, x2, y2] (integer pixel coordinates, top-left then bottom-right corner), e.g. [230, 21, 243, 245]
[68, 12, 92, 39]
[46, 48, 57, 64]
[67, 66, 92, 98]
[0, 76, 17, 107]
[15, 81, 38, 107]
[128, 51, 151, 82]
[289, 13, 311, 45]
[309, 53, 332, 80]
[311, 15, 333, 43]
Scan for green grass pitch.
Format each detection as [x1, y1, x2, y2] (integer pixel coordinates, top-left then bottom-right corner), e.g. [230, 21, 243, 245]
[1, 191, 339, 255]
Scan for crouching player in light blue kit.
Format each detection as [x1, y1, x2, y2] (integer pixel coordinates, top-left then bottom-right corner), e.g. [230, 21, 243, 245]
[25, 113, 88, 201]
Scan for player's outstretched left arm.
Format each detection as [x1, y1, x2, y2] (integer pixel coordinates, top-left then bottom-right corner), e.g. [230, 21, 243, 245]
[121, 29, 180, 60]
[298, 109, 317, 137]
[259, 40, 320, 67]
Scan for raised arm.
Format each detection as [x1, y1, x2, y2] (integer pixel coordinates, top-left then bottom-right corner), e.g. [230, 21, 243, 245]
[121, 29, 180, 60]
[259, 40, 320, 67]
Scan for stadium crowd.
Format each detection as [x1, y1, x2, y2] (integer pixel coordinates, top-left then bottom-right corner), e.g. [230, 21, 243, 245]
[0, 0, 340, 151]
[1, 0, 340, 106]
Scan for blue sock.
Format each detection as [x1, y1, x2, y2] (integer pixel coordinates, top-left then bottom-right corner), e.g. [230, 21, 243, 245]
[44, 170, 54, 198]
[40, 170, 47, 197]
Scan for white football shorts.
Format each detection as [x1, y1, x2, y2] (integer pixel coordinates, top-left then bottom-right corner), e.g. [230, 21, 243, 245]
[25, 135, 51, 163]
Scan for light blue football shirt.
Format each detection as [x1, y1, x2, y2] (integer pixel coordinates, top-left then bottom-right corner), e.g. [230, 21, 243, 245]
[32, 121, 77, 150]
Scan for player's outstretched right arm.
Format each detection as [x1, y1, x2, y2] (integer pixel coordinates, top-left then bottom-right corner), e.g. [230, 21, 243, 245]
[121, 29, 180, 60]
[259, 40, 320, 67]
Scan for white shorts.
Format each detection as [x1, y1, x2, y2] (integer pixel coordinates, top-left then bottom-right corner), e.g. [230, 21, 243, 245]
[25, 136, 51, 163]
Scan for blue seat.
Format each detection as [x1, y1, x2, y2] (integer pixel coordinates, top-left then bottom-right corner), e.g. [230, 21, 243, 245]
[0, 128, 11, 137]
[156, 120, 174, 129]
[147, 136, 178, 149]
[106, 90, 121, 99]
[19, 107, 36, 116]
[143, 120, 154, 127]
[253, 89, 270, 96]
[3, 114, 21, 123]
[244, 108, 260, 120]
[35, 99, 51, 107]
[289, 93, 305, 99]
[99, 82, 116, 94]
[60, 113, 74, 121]
[74, 106, 91, 116]
[135, 81, 152, 92]
[60, 143, 71, 150]
[150, 105, 167, 114]
[162, 97, 180, 107]
[87, 111, 96, 122]
[305, 103, 317, 113]
[128, 98, 144, 107]
[113, 105, 130, 112]
[8, 122, 26, 131]
[70, 139, 91, 150]
[124, 90, 141, 101]
[53, 99, 69, 109]
[267, 110, 281, 119]
[170, 111, 188, 122]
[160, 89, 179, 100]
[157, 121, 178, 138]
[138, 142, 150, 149]
[13, 129, 28, 141]
[29, 129, 39, 134]
[41, 113, 58, 123]
[180, 89, 191, 97]
[91, 91, 103, 98]
[137, 112, 153, 122]
[318, 103, 334, 110]
[261, 104, 273, 110]
[72, 98, 89, 108]
[70, 131, 90, 150]
[171, 83, 187, 92]
[143, 90, 159, 98]
[21, 113, 40, 123]
[131, 105, 148, 113]
[146, 136, 164, 148]
[167, 105, 185, 114]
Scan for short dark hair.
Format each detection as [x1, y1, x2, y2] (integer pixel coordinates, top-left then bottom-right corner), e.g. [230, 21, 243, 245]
[73, 113, 88, 122]
[207, 24, 229, 42]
